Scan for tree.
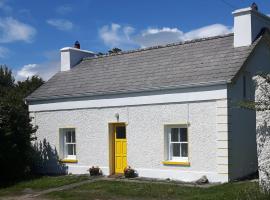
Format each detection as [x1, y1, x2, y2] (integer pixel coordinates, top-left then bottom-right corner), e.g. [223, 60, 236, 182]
[0, 65, 14, 89]
[240, 73, 270, 192]
[96, 48, 122, 56]
[240, 73, 270, 111]
[0, 66, 14, 97]
[97, 52, 104, 56]
[0, 65, 44, 182]
[16, 76, 44, 98]
[108, 48, 122, 54]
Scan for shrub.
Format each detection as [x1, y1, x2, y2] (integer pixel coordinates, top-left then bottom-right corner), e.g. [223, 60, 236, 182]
[88, 166, 102, 176]
[124, 166, 137, 178]
[0, 66, 44, 182]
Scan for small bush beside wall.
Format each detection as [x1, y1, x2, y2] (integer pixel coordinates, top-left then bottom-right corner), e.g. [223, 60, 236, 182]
[124, 166, 137, 178]
[88, 166, 102, 176]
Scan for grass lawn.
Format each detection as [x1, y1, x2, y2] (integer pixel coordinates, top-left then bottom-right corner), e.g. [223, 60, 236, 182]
[46, 180, 270, 200]
[0, 175, 89, 197]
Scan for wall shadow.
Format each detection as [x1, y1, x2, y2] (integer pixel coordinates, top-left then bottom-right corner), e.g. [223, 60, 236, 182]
[32, 139, 68, 175]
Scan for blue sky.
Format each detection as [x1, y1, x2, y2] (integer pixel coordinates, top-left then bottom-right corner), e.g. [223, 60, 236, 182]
[0, 0, 270, 80]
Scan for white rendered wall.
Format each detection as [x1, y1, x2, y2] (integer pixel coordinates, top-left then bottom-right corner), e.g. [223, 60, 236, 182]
[31, 99, 228, 182]
[228, 40, 270, 180]
[233, 9, 253, 47]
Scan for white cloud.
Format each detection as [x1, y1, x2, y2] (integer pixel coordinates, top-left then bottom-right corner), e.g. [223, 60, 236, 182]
[99, 23, 136, 49]
[17, 64, 38, 78]
[16, 50, 60, 81]
[99, 23, 232, 49]
[0, 46, 9, 58]
[0, 17, 36, 43]
[47, 19, 73, 31]
[183, 24, 233, 41]
[134, 27, 184, 48]
[135, 24, 232, 47]
[16, 61, 60, 81]
[56, 5, 72, 15]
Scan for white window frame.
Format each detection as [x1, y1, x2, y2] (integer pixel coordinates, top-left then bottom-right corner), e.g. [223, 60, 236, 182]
[60, 128, 76, 160]
[167, 126, 188, 162]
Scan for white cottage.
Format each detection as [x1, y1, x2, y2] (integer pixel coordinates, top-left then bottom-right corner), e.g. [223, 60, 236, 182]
[27, 5, 270, 183]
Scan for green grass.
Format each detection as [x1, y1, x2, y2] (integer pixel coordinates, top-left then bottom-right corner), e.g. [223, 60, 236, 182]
[0, 175, 89, 197]
[46, 180, 270, 200]
[1, 176, 269, 200]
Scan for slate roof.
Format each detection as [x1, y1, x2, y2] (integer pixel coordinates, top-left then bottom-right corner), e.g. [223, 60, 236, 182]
[27, 34, 256, 102]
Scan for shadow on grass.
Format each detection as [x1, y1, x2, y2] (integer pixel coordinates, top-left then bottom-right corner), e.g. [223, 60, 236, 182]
[0, 139, 67, 189]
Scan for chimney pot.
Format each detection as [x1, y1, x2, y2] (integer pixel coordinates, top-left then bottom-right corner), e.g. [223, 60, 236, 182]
[251, 2, 258, 11]
[74, 41, 80, 49]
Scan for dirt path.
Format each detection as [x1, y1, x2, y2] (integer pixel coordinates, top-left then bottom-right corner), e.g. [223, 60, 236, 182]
[0, 178, 101, 200]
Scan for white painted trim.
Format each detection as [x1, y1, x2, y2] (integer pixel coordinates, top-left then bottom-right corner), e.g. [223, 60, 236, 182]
[29, 85, 227, 112]
[232, 7, 251, 14]
[60, 47, 95, 54]
[232, 7, 270, 21]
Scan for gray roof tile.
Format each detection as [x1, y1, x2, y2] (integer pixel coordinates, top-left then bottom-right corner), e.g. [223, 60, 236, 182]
[27, 34, 255, 101]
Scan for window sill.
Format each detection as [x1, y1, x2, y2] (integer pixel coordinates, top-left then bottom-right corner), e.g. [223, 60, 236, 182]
[60, 159, 78, 163]
[162, 161, 190, 166]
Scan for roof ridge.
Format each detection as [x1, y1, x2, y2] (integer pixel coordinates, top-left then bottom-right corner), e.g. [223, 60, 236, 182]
[83, 33, 234, 61]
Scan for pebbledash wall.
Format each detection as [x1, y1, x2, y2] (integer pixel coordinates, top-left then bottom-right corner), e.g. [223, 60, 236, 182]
[29, 85, 229, 183]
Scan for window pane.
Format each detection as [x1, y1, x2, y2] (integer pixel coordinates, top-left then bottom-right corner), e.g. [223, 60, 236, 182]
[73, 144, 76, 155]
[116, 126, 126, 139]
[66, 131, 71, 143]
[181, 143, 188, 157]
[71, 131, 76, 143]
[67, 144, 75, 155]
[180, 128, 188, 142]
[171, 128, 179, 142]
[172, 143, 180, 157]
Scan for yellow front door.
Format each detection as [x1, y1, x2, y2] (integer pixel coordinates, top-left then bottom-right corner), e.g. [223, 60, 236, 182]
[114, 125, 127, 174]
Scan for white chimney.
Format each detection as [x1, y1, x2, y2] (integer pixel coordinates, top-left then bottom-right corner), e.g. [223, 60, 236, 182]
[233, 3, 270, 47]
[60, 41, 95, 71]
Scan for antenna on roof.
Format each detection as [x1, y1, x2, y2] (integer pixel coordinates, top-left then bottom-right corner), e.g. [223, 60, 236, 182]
[74, 41, 80, 49]
[251, 2, 258, 11]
